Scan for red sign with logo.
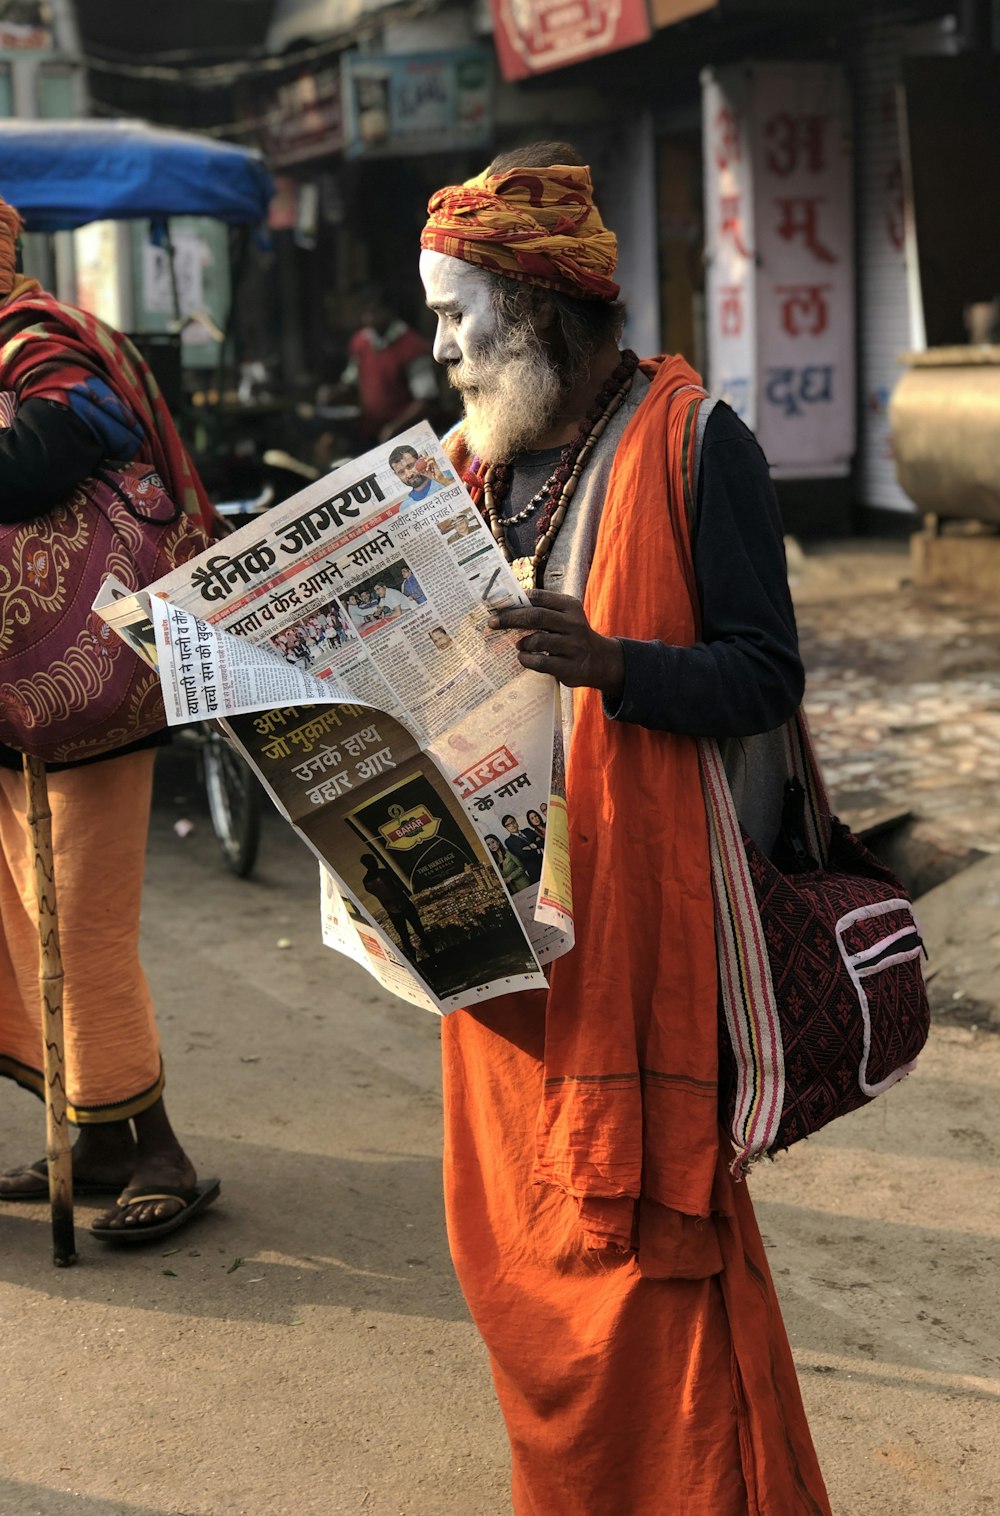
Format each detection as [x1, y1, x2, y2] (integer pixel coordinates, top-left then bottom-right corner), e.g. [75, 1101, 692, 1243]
[490, 0, 651, 81]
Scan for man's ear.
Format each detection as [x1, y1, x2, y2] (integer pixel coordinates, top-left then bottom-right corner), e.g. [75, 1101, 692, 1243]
[534, 298, 558, 334]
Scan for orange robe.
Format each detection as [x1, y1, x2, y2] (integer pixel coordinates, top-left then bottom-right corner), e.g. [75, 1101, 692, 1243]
[443, 999, 830, 1515]
[0, 750, 163, 1121]
[443, 360, 831, 1514]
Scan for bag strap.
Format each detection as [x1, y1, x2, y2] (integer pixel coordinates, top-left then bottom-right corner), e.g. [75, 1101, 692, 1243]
[780, 708, 832, 867]
[688, 397, 831, 862]
[698, 734, 784, 1173]
[685, 397, 837, 1170]
[92, 466, 183, 526]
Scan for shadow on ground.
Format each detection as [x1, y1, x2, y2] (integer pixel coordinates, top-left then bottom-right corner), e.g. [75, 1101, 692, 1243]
[0, 1135, 465, 1326]
[0, 1478, 189, 1516]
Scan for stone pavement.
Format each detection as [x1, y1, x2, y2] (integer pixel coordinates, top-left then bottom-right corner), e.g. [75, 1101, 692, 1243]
[791, 541, 1000, 869]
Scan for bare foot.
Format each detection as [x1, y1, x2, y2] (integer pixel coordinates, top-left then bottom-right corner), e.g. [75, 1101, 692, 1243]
[91, 1151, 198, 1231]
[0, 1123, 136, 1198]
[91, 1098, 198, 1231]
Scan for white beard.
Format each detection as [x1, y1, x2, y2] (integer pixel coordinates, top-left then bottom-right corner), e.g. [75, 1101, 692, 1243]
[448, 323, 566, 463]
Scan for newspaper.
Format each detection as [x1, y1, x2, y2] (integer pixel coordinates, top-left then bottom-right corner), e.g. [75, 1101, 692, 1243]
[96, 423, 573, 1015]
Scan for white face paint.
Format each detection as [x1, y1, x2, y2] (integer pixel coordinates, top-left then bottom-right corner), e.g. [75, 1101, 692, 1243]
[419, 250, 499, 367]
[419, 247, 565, 461]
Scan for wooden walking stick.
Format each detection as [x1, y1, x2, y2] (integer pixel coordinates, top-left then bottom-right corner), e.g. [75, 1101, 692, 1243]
[23, 754, 77, 1267]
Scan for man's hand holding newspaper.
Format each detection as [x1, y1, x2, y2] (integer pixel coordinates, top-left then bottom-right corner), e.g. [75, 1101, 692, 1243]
[96, 424, 573, 1015]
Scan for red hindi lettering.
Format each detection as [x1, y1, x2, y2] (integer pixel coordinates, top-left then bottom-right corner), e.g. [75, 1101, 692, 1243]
[719, 285, 745, 337]
[720, 194, 751, 258]
[775, 283, 832, 337]
[454, 744, 518, 799]
[885, 160, 905, 252]
[714, 106, 741, 171]
[764, 113, 829, 177]
[775, 197, 838, 264]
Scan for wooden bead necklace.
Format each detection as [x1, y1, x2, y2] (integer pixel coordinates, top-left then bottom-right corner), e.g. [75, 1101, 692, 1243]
[482, 349, 639, 591]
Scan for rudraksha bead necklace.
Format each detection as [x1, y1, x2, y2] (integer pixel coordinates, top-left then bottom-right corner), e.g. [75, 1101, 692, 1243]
[482, 348, 639, 591]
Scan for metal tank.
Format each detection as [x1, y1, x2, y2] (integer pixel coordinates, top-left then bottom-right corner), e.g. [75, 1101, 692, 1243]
[890, 347, 1000, 523]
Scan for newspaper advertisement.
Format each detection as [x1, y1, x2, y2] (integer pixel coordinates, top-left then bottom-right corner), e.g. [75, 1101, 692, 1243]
[96, 424, 573, 1015]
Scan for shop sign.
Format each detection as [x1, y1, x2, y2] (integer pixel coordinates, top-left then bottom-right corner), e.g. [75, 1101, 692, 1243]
[341, 49, 492, 159]
[260, 66, 344, 166]
[0, 22, 52, 50]
[490, 0, 651, 81]
[703, 64, 855, 478]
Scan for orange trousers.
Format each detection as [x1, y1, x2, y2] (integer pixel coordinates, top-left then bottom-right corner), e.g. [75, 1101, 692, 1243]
[0, 750, 163, 1122]
[442, 997, 832, 1516]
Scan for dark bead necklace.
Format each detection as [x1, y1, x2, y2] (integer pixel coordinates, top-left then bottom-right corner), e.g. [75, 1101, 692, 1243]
[482, 349, 639, 591]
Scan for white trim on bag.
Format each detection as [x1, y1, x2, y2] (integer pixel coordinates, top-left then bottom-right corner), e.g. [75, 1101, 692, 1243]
[836, 898, 923, 1098]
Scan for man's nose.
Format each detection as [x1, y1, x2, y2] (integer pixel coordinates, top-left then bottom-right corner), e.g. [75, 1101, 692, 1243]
[433, 325, 460, 364]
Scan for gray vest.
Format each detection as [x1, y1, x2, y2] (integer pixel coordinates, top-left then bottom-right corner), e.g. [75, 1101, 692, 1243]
[542, 372, 788, 853]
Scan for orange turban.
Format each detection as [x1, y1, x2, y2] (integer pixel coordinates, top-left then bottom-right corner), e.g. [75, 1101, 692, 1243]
[0, 195, 23, 297]
[421, 163, 619, 302]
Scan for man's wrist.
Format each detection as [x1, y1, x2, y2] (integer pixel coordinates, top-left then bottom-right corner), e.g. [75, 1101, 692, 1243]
[597, 635, 625, 702]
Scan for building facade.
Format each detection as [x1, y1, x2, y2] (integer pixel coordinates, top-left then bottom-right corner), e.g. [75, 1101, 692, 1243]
[53, 0, 1000, 529]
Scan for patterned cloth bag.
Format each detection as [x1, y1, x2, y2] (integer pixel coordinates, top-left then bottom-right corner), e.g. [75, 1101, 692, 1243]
[700, 712, 930, 1175]
[0, 462, 209, 763]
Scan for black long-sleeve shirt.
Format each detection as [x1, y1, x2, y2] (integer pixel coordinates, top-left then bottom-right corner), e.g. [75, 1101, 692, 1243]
[502, 403, 803, 739]
[0, 397, 103, 520]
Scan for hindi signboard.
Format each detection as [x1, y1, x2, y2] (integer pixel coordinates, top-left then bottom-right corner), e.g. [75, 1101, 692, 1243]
[0, 0, 52, 52]
[341, 49, 492, 159]
[703, 63, 856, 478]
[489, 0, 652, 81]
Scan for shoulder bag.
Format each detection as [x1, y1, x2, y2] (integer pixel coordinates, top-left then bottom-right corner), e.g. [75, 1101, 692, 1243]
[700, 713, 931, 1175]
[684, 398, 930, 1173]
[0, 462, 210, 763]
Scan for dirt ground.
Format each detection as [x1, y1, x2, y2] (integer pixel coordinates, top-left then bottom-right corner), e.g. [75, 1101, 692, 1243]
[1, 543, 998, 1515]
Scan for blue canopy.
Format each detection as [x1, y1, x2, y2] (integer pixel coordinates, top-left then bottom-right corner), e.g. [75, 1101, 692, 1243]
[0, 119, 273, 231]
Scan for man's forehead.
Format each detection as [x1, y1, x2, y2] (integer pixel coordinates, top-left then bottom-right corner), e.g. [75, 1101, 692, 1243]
[420, 249, 492, 311]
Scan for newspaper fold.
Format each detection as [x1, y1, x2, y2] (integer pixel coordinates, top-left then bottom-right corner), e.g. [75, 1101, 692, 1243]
[95, 423, 573, 1014]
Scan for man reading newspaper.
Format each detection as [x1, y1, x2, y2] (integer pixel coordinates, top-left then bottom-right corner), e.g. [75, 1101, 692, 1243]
[419, 143, 830, 1514]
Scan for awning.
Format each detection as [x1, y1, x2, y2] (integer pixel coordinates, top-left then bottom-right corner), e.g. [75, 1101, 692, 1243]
[75, 0, 275, 55]
[0, 119, 273, 231]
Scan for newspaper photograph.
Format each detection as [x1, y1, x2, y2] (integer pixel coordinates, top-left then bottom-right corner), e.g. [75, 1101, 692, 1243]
[96, 423, 574, 1015]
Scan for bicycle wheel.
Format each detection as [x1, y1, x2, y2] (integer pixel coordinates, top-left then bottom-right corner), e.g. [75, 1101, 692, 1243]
[203, 728, 262, 878]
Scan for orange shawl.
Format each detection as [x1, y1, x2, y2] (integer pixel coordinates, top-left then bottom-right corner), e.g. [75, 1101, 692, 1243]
[447, 356, 721, 1258]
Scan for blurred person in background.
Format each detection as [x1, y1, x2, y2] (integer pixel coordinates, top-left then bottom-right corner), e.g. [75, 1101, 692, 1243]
[331, 285, 440, 446]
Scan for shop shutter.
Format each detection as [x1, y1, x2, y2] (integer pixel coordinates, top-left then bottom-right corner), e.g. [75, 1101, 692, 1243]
[855, 30, 916, 513]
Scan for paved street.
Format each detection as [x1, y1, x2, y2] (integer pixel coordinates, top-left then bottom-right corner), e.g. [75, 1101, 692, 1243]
[794, 543, 1000, 861]
[1, 543, 998, 1515]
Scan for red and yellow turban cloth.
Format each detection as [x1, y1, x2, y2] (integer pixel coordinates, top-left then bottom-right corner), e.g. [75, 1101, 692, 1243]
[0, 197, 24, 297]
[421, 163, 620, 302]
